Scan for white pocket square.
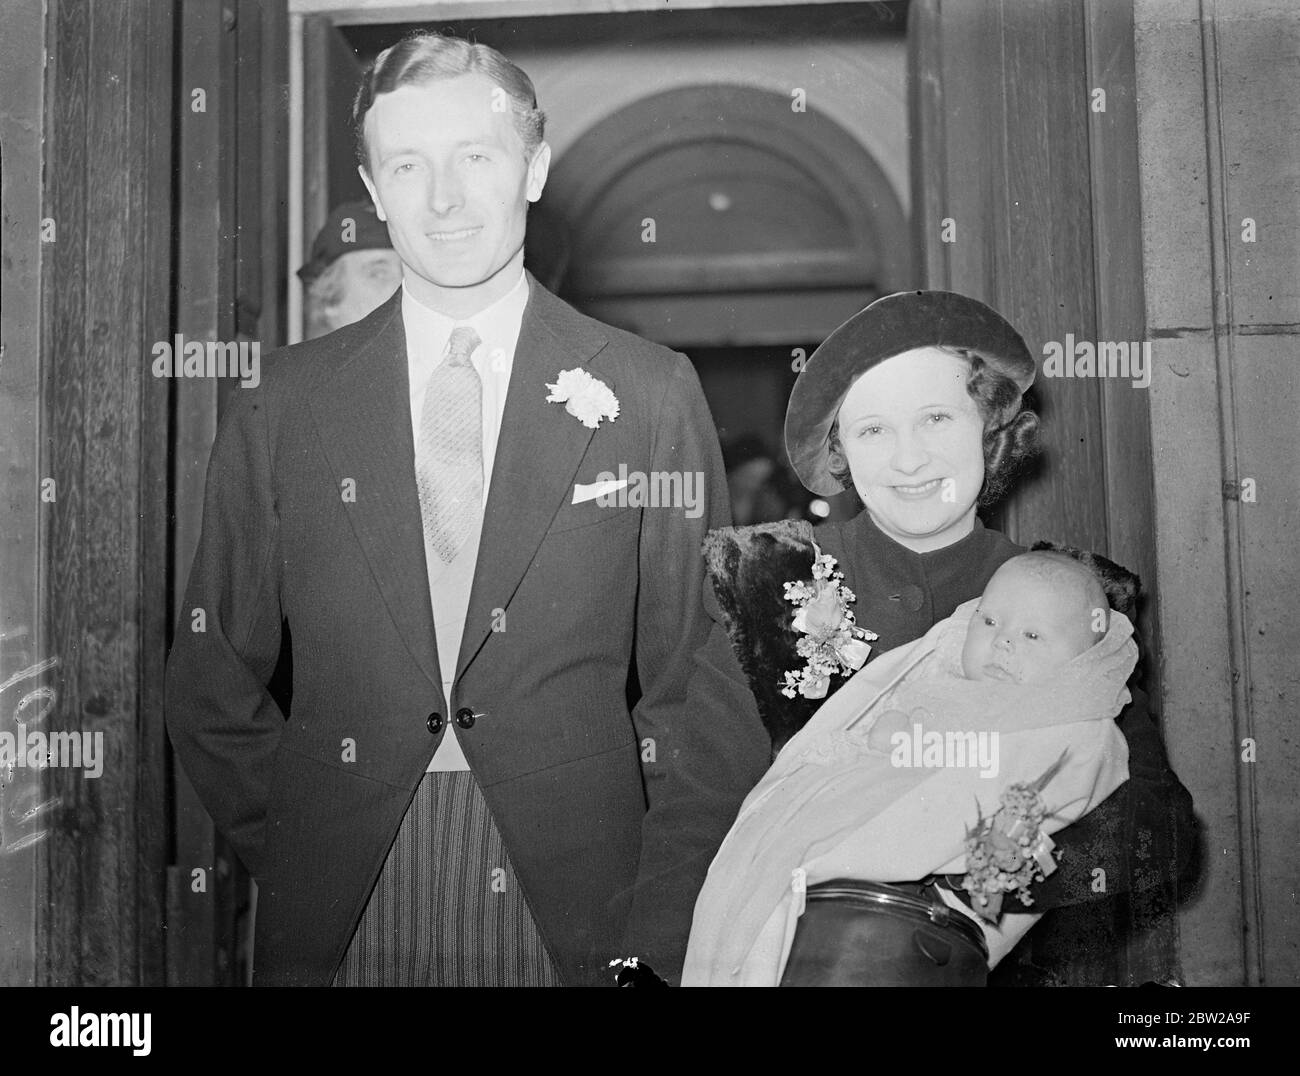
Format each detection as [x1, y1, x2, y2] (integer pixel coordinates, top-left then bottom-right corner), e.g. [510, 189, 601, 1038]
[572, 478, 628, 505]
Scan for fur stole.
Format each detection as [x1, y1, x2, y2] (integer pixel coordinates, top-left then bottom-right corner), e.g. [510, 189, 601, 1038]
[702, 520, 822, 751]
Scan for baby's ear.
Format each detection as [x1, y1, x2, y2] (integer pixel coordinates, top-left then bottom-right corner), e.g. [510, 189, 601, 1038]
[1029, 540, 1141, 618]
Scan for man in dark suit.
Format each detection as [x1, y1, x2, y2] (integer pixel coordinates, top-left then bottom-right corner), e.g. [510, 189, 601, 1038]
[164, 31, 770, 986]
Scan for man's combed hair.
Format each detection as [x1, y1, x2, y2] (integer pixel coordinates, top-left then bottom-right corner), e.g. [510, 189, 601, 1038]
[352, 31, 546, 169]
[826, 345, 1040, 507]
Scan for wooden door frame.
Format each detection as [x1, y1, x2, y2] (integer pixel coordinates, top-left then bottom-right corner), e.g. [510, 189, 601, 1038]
[20, 0, 175, 987]
[168, 0, 290, 986]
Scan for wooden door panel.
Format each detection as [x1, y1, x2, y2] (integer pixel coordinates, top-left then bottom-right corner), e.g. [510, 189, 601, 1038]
[169, 0, 288, 987]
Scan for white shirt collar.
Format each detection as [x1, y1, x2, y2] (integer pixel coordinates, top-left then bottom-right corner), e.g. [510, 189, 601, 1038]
[400, 267, 529, 348]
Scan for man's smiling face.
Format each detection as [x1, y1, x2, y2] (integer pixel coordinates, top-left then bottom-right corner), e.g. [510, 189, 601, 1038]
[359, 73, 550, 314]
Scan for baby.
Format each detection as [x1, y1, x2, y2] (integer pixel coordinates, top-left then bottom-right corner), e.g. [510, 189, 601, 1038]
[964, 552, 1111, 684]
[865, 551, 1114, 755]
[683, 551, 1136, 987]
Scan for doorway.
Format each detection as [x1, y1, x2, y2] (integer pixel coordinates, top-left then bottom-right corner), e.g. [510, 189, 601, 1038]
[171, 0, 1173, 987]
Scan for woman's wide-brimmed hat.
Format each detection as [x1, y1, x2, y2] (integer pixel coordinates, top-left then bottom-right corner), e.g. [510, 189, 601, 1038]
[785, 290, 1036, 496]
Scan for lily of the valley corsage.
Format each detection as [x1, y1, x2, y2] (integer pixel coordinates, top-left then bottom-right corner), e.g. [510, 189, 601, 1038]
[545, 368, 620, 429]
[961, 751, 1065, 922]
[779, 545, 877, 700]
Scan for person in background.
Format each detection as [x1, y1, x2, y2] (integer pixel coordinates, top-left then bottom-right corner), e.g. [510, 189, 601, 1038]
[722, 433, 808, 525]
[299, 199, 403, 339]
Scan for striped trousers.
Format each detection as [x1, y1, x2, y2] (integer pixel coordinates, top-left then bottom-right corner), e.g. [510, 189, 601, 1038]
[332, 770, 563, 986]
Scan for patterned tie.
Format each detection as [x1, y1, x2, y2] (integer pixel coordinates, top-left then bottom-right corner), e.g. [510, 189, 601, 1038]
[416, 325, 483, 564]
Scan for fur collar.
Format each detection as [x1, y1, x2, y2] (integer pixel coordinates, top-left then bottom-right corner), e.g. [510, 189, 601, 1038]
[703, 520, 822, 752]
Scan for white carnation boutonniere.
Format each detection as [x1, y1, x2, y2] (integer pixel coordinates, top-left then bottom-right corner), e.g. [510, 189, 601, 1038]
[545, 367, 620, 429]
[779, 544, 878, 700]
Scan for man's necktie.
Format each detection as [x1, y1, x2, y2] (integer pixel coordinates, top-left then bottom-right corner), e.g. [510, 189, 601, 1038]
[416, 325, 483, 564]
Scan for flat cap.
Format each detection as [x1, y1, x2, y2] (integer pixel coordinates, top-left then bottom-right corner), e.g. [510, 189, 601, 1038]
[785, 290, 1035, 496]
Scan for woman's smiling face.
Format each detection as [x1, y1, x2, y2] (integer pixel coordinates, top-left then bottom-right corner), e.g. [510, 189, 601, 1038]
[836, 347, 986, 552]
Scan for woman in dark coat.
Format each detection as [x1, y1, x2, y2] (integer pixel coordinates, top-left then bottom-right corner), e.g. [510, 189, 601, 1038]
[702, 291, 1195, 986]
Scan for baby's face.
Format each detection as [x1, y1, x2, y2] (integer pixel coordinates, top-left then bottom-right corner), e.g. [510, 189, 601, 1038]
[961, 566, 1099, 684]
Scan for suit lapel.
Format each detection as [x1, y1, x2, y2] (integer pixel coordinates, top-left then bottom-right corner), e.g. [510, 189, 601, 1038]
[456, 276, 610, 679]
[309, 291, 443, 694]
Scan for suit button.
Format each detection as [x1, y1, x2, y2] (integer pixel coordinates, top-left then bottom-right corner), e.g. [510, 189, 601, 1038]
[455, 707, 476, 729]
[427, 712, 443, 735]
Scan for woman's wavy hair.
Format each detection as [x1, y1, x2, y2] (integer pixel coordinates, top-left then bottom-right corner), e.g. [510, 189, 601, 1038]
[826, 346, 1040, 507]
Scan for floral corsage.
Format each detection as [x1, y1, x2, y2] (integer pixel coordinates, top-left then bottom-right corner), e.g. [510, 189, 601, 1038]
[961, 752, 1067, 922]
[778, 544, 877, 700]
